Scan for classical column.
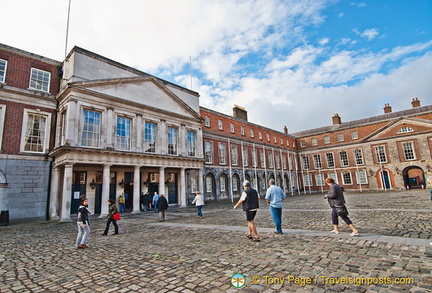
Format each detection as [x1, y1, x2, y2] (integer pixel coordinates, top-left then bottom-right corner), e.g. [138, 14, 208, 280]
[160, 119, 167, 155]
[159, 167, 165, 197]
[106, 108, 114, 149]
[49, 167, 60, 219]
[132, 165, 141, 213]
[99, 165, 111, 217]
[65, 100, 77, 146]
[60, 164, 73, 222]
[179, 168, 187, 207]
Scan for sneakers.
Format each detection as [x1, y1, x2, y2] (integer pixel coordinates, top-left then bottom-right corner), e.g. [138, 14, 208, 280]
[79, 244, 89, 248]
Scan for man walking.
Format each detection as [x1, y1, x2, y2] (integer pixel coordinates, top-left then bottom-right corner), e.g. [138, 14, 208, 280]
[265, 179, 286, 234]
[234, 180, 260, 242]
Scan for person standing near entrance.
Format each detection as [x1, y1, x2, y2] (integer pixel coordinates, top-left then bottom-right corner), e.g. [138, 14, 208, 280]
[265, 179, 286, 234]
[102, 199, 119, 235]
[118, 193, 126, 212]
[233, 180, 260, 242]
[76, 196, 91, 249]
[157, 194, 169, 222]
[152, 192, 159, 213]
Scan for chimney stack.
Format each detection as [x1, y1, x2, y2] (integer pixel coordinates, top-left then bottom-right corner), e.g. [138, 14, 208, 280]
[332, 113, 341, 125]
[283, 126, 288, 134]
[233, 105, 248, 121]
[411, 97, 421, 108]
[383, 103, 392, 113]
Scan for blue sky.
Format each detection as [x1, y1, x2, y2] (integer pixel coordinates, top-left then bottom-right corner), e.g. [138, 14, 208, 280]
[2, 0, 432, 132]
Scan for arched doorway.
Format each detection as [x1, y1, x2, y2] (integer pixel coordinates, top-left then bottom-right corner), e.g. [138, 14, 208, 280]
[379, 170, 392, 190]
[205, 173, 216, 200]
[403, 166, 425, 189]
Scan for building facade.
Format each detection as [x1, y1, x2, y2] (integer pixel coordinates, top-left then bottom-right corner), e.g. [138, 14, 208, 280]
[201, 105, 299, 200]
[49, 47, 204, 221]
[0, 44, 61, 219]
[292, 98, 432, 192]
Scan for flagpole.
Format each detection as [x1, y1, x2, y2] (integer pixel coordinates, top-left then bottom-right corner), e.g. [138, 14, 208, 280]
[65, 0, 72, 58]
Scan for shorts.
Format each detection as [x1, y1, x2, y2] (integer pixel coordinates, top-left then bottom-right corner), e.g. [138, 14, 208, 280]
[245, 210, 257, 221]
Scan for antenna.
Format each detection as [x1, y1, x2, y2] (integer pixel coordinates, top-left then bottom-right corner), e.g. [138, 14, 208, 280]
[64, 0, 72, 58]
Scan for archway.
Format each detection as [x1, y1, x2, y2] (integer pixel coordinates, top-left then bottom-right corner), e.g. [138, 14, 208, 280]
[403, 166, 425, 189]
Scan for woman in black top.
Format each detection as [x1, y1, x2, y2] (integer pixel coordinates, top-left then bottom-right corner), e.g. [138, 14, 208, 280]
[76, 196, 91, 248]
[102, 199, 119, 235]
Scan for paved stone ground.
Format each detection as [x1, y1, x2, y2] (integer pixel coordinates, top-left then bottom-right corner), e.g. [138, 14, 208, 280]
[1, 189, 432, 292]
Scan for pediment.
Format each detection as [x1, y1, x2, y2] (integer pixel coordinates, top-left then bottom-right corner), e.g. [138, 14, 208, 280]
[71, 77, 200, 120]
[363, 118, 432, 141]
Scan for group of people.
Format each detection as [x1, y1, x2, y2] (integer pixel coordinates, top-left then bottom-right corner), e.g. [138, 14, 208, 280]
[234, 177, 359, 242]
[76, 177, 359, 248]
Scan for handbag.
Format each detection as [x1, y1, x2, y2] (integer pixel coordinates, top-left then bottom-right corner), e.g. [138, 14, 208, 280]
[335, 205, 348, 217]
[112, 213, 121, 221]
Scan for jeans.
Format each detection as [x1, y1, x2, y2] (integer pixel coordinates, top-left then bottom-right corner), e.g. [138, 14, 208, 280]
[154, 200, 158, 213]
[119, 203, 125, 212]
[103, 218, 119, 235]
[331, 208, 352, 225]
[270, 206, 283, 233]
[76, 222, 90, 247]
[197, 205, 203, 217]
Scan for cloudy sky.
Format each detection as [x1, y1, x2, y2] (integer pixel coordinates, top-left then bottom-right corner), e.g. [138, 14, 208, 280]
[3, 0, 432, 133]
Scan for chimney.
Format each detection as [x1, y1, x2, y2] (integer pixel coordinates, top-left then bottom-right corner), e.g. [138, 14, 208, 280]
[332, 113, 341, 125]
[233, 105, 248, 121]
[383, 103, 392, 113]
[411, 97, 421, 108]
[283, 126, 288, 134]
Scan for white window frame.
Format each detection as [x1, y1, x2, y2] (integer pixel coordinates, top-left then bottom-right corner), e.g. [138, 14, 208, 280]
[231, 145, 238, 166]
[353, 149, 364, 165]
[402, 142, 416, 160]
[339, 151, 349, 167]
[304, 174, 312, 187]
[351, 131, 358, 140]
[252, 149, 257, 167]
[0, 59, 7, 83]
[218, 142, 227, 165]
[300, 140, 306, 148]
[397, 127, 414, 134]
[242, 146, 248, 167]
[302, 155, 310, 170]
[316, 173, 325, 186]
[0, 105, 6, 150]
[342, 171, 352, 185]
[266, 133, 270, 142]
[81, 109, 101, 148]
[218, 119, 223, 130]
[275, 153, 280, 169]
[220, 175, 226, 192]
[375, 145, 387, 163]
[313, 154, 322, 169]
[250, 129, 254, 138]
[324, 136, 330, 144]
[204, 141, 213, 164]
[326, 153, 335, 168]
[206, 176, 213, 192]
[258, 131, 262, 140]
[312, 138, 318, 146]
[167, 126, 178, 155]
[187, 130, 196, 157]
[20, 109, 52, 153]
[144, 121, 157, 153]
[240, 126, 245, 136]
[268, 153, 274, 168]
[204, 116, 210, 127]
[328, 172, 337, 183]
[115, 116, 132, 151]
[356, 170, 368, 184]
[260, 151, 265, 168]
[29, 68, 51, 93]
[338, 134, 344, 142]
[232, 176, 238, 191]
[230, 123, 235, 133]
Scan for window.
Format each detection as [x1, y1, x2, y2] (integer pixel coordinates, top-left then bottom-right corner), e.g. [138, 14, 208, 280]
[0, 105, 6, 150]
[328, 172, 337, 182]
[258, 131, 262, 140]
[252, 149, 257, 167]
[187, 130, 196, 156]
[280, 138, 283, 145]
[231, 145, 238, 166]
[204, 141, 213, 164]
[402, 142, 415, 160]
[339, 151, 349, 167]
[326, 153, 335, 168]
[342, 172, 352, 185]
[82, 109, 101, 147]
[353, 149, 364, 165]
[357, 170, 368, 184]
[304, 174, 312, 187]
[397, 127, 414, 134]
[232, 176, 238, 191]
[313, 154, 322, 169]
[338, 134, 344, 142]
[167, 127, 178, 155]
[274, 136, 277, 144]
[375, 145, 387, 163]
[115, 117, 131, 150]
[218, 143, 227, 165]
[312, 138, 318, 146]
[268, 153, 274, 168]
[316, 173, 325, 186]
[220, 176, 226, 192]
[250, 129, 254, 138]
[240, 126, 245, 136]
[300, 140, 306, 148]
[324, 136, 330, 144]
[144, 122, 157, 153]
[260, 151, 265, 168]
[266, 133, 270, 142]
[191, 177, 198, 192]
[29, 68, 50, 92]
[204, 116, 210, 127]
[275, 153, 280, 169]
[218, 119, 223, 130]
[242, 147, 248, 167]
[302, 155, 310, 170]
[22, 110, 51, 153]
[282, 154, 287, 169]
[351, 131, 358, 140]
[0, 59, 7, 83]
[206, 176, 213, 192]
[230, 123, 234, 133]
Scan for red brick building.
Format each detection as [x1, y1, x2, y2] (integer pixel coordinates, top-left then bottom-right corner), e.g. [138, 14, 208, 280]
[0, 43, 61, 220]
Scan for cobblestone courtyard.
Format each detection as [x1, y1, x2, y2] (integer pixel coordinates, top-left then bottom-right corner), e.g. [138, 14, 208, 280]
[1, 189, 432, 292]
